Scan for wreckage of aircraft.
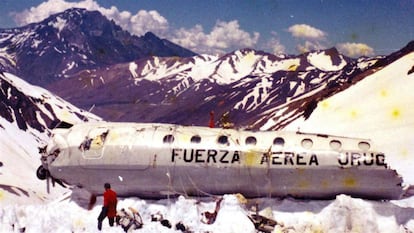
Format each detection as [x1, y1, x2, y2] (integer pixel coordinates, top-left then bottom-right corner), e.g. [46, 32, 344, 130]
[37, 122, 410, 200]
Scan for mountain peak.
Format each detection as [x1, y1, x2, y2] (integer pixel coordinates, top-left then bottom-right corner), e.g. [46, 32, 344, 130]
[0, 8, 197, 86]
[302, 47, 350, 71]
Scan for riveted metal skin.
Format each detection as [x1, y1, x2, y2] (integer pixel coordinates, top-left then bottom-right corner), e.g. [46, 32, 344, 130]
[39, 122, 404, 200]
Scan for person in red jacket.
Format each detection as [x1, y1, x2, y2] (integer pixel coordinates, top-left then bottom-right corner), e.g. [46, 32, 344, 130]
[97, 183, 118, 231]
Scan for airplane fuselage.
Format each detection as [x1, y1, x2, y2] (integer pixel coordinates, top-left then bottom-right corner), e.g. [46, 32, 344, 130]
[39, 122, 404, 199]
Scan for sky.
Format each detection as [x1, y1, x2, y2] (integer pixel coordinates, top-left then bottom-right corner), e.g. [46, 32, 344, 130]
[0, 0, 413, 57]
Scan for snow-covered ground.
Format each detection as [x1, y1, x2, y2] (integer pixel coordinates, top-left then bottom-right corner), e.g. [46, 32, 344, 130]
[1, 191, 414, 232]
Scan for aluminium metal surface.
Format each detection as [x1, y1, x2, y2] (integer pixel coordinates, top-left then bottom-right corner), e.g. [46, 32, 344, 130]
[40, 122, 404, 199]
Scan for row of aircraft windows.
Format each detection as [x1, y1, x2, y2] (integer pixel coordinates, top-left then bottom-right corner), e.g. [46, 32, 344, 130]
[162, 134, 371, 150]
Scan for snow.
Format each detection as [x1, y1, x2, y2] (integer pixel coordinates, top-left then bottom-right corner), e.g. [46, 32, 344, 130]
[49, 16, 67, 34]
[2, 72, 100, 126]
[31, 39, 42, 49]
[307, 51, 347, 71]
[139, 57, 195, 82]
[49, 17, 66, 38]
[1, 188, 414, 232]
[129, 62, 138, 79]
[284, 52, 414, 186]
[234, 76, 272, 112]
[269, 58, 301, 72]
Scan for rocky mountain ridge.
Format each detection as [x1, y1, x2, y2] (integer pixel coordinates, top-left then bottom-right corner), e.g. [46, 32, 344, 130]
[0, 8, 196, 86]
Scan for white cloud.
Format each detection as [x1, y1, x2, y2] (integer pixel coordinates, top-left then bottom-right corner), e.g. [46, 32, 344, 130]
[297, 41, 326, 54]
[288, 24, 326, 40]
[336, 42, 375, 57]
[171, 20, 260, 55]
[128, 10, 169, 37]
[264, 32, 285, 55]
[12, 0, 169, 37]
[12, 0, 101, 25]
[287, 24, 328, 54]
[11, 0, 260, 55]
[172, 25, 207, 50]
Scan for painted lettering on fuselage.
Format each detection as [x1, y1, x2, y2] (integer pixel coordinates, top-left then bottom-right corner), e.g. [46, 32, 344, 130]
[259, 151, 385, 167]
[171, 148, 386, 167]
[172, 148, 240, 164]
[337, 152, 386, 167]
[260, 152, 319, 166]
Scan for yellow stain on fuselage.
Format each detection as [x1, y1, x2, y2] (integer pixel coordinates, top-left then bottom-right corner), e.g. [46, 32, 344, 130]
[244, 150, 260, 166]
[297, 179, 310, 189]
[320, 180, 330, 189]
[178, 134, 191, 143]
[109, 131, 119, 141]
[343, 177, 357, 187]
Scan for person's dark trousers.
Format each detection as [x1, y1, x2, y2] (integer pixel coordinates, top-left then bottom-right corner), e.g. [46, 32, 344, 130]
[97, 207, 108, 231]
[108, 217, 115, 226]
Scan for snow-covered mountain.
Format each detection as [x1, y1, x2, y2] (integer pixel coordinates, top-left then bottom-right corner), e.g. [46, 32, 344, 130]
[0, 71, 100, 204]
[1, 8, 413, 132]
[0, 8, 196, 86]
[45, 46, 386, 127]
[283, 45, 414, 186]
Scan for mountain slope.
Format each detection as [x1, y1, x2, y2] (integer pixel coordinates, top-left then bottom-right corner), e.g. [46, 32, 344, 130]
[46, 47, 384, 128]
[0, 8, 197, 86]
[0, 72, 100, 204]
[283, 49, 414, 185]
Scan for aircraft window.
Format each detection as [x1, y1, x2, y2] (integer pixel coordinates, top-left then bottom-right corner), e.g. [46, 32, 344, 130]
[301, 138, 313, 149]
[329, 140, 342, 150]
[191, 135, 201, 143]
[217, 135, 228, 145]
[163, 134, 174, 144]
[273, 137, 285, 146]
[245, 136, 257, 145]
[358, 141, 370, 150]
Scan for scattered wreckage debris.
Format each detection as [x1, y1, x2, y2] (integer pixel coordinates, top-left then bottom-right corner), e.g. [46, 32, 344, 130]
[201, 197, 223, 224]
[249, 213, 278, 233]
[69, 186, 97, 210]
[248, 204, 282, 233]
[248, 204, 296, 233]
[237, 193, 294, 233]
[151, 212, 189, 232]
[116, 207, 143, 233]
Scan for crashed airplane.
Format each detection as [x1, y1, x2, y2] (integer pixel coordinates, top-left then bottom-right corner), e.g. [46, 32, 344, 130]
[37, 122, 409, 200]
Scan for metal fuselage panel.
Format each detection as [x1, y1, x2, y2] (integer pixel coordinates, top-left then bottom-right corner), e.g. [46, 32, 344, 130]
[45, 122, 404, 199]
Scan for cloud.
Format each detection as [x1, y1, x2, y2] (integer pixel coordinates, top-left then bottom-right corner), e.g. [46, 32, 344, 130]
[287, 24, 329, 54]
[264, 32, 285, 55]
[11, 0, 259, 55]
[288, 24, 326, 40]
[171, 20, 260, 55]
[336, 42, 374, 57]
[128, 10, 169, 37]
[12, 0, 169, 37]
[12, 0, 100, 25]
[296, 41, 327, 54]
